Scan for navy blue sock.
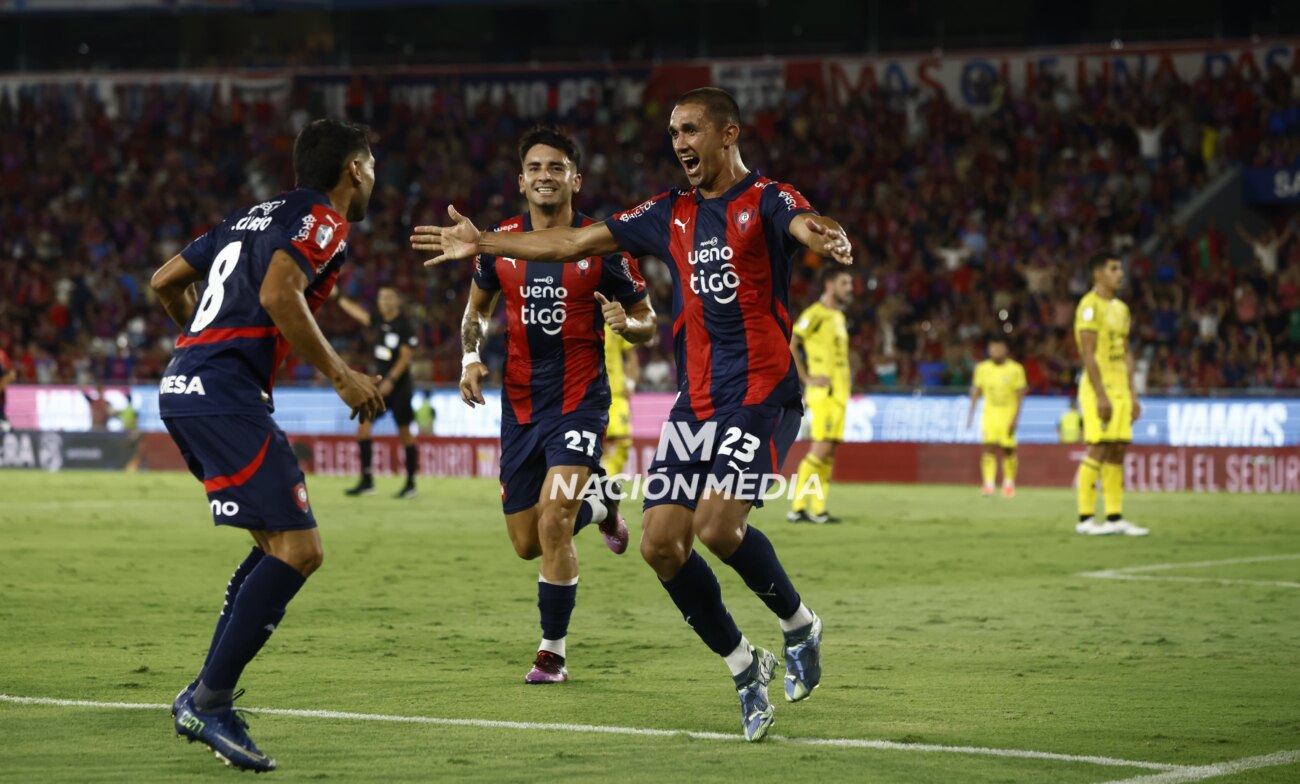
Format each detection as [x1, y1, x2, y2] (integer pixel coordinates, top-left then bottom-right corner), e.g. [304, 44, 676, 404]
[359, 439, 373, 479]
[537, 579, 578, 643]
[721, 525, 801, 620]
[404, 445, 417, 483]
[196, 556, 306, 708]
[660, 551, 743, 656]
[573, 501, 595, 535]
[197, 547, 265, 682]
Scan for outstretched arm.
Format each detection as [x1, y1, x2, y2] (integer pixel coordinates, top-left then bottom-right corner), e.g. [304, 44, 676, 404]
[337, 296, 372, 327]
[412, 205, 622, 266]
[788, 215, 853, 265]
[150, 254, 205, 328]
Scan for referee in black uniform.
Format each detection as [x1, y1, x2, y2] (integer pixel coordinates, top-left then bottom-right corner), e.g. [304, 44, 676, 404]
[338, 286, 420, 498]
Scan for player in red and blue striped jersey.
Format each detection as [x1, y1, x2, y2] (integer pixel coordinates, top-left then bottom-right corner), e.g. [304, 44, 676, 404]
[413, 89, 852, 741]
[459, 127, 656, 685]
[151, 119, 385, 772]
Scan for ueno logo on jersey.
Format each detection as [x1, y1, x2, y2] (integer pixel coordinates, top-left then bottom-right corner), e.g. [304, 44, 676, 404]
[520, 277, 570, 335]
[687, 236, 739, 304]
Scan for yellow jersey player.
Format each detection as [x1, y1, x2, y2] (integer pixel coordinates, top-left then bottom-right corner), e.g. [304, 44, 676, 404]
[788, 267, 853, 524]
[602, 322, 640, 477]
[1074, 254, 1148, 536]
[966, 335, 1027, 498]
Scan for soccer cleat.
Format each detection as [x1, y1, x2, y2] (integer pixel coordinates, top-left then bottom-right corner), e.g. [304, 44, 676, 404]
[783, 613, 823, 702]
[524, 650, 568, 684]
[1001, 482, 1016, 499]
[174, 692, 275, 773]
[1075, 518, 1122, 536]
[597, 478, 629, 554]
[786, 510, 811, 524]
[344, 478, 375, 497]
[806, 511, 842, 525]
[171, 681, 196, 718]
[1111, 519, 1150, 537]
[396, 483, 419, 500]
[736, 648, 778, 742]
[981, 484, 995, 497]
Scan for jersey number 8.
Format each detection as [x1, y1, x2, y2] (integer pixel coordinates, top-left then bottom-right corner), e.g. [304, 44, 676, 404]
[190, 241, 242, 332]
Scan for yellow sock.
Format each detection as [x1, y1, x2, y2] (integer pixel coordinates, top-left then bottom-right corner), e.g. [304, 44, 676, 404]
[1002, 454, 1018, 484]
[1078, 458, 1101, 518]
[1102, 462, 1124, 518]
[980, 453, 997, 486]
[811, 457, 833, 515]
[606, 440, 630, 477]
[793, 455, 823, 512]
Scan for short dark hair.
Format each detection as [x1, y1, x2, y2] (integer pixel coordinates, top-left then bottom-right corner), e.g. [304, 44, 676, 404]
[518, 126, 582, 171]
[1088, 253, 1116, 275]
[987, 334, 1008, 346]
[820, 265, 851, 288]
[676, 87, 740, 129]
[294, 119, 371, 191]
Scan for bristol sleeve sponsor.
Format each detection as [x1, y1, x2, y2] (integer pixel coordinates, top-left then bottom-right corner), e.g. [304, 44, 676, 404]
[606, 192, 673, 259]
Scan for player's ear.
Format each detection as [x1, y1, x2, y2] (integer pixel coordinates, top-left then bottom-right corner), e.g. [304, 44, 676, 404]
[722, 121, 740, 148]
[572, 172, 582, 194]
[518, 172, 525, 196]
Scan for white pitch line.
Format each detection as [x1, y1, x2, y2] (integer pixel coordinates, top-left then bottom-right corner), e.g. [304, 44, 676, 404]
[1097, 749, 1300, 783]
[0, 694, 1185, 772]
[1080, 553, 1300, 589]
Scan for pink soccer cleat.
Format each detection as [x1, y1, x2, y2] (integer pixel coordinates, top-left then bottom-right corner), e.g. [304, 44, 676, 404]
[597, 478, 629, 554]
[524, 651, 569, 684]
[1001, 482, 1016, 498]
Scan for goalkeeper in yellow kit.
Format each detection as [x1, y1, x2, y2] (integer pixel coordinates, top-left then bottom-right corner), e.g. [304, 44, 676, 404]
[1073, 254, 1148, 536]
[788, 267, 853, 524]
[602, 323, 640, 477]
[966, 335, 1027, 498]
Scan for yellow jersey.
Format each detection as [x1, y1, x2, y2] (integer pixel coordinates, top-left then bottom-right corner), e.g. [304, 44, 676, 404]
[604, 325, 636, 399]
[972, 359, 1027, 410]
[1073, 290, 1130, 394]
[792, 301, 851, 401]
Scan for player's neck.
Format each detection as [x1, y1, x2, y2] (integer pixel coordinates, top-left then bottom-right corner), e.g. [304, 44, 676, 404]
[529, 203, 574, 231]
[819, 293, 841, 311]
[1093, 285, 1116, 301]
[698, 157, 750, 200]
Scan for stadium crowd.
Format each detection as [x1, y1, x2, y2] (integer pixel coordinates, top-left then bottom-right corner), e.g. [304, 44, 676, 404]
[2, 64, 1299, 394]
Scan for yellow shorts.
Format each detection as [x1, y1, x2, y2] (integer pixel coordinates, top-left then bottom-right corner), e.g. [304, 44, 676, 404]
[981, 409, 1018, 448]
[1079, 386, 1133, 443]
[808, 396, 846, 442]
[606, 396, 631, 440]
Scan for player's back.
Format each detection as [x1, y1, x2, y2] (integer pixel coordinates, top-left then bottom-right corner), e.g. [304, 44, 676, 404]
[160, 188, 350, 419]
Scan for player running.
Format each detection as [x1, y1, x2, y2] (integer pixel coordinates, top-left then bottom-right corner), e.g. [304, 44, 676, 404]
[602, 324, 640, 477]
[337, 286, 421, 499]
[1074, 254, 1148, 536]
[413, 88, 852, 741]
[459, 127, 655, 683]
[788, 266, 853, 523]
[966, 335, 1027, 498]
[150, 119, 384, 772]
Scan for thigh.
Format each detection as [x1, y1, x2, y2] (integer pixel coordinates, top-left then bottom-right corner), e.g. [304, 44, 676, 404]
[500, 420, 546, 514]
[387, 386, 415, 427]
[606, 397, 631, 440]
[1107, 397, 1133, 443]
[641, 502, 696, 551]
[538, 464, 593, 518]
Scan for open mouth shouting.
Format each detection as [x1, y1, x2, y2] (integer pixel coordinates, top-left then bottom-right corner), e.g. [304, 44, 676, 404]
[679, 152, 702, 179]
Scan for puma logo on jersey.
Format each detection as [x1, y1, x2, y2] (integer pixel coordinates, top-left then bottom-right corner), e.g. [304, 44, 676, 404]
[674, 218, 690, 233]
[160, 374, 207, 395]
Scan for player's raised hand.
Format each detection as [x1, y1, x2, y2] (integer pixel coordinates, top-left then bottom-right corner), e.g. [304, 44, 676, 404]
[460, 361, 489, 408]
[336, 370, 386, 422]
[595, 292, 628, 334]
[411, 205, 482, 266]
[804, 218, 853, 265]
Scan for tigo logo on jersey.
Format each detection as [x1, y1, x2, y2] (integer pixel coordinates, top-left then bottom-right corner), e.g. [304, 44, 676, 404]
[688, 237, 740, 304]
[520, 277, 569, 335]
[293, 482, 310, 513]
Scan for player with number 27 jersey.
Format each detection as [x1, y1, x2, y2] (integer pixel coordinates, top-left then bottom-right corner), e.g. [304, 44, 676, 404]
[160, 188, 350, 418]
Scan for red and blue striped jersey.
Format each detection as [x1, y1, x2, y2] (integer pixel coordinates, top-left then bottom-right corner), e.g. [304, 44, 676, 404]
[605, 172, 815, 421]
[474, 213, 647, 426]
[160, 188, 350, 418]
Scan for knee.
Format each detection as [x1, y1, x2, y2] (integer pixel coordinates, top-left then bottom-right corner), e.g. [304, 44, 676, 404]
[278, 543, 323, 577]
[536, 504, 575, 549]
[639, 529, 687, 574]
[506, 525, 541, 560]
[693, 509, 744, 558]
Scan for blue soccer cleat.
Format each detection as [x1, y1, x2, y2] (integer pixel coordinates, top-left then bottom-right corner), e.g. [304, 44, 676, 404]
[783, 613, 823, 702]
[736, 648, 778, 742]
[174, 691, 276, 772]
[171, 681, 196, 718]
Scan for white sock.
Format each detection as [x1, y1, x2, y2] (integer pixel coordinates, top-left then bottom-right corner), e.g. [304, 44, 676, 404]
[723, 637, 754, 677]
[539, 636, 566, 658]
[779, 602, 815, 632]
[583, 496, 608, 526]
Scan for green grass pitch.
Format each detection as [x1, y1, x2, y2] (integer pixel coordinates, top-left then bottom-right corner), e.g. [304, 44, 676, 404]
[1, 471, 1298, 782]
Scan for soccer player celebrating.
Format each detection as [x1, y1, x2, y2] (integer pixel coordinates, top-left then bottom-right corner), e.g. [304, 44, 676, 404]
[459, 127, 654, 683]
[151, 119, 384, 771]
[1074, 254, 1148, 536]
[966, 335, 1027, 498]
[414, 88, 852, 741]
[788, 266, 853, 523]
[602, 324, 640, 477]
[337, 286, 421, 499]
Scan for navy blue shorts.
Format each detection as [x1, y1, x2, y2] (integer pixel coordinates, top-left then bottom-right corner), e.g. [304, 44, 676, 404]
[643, 402, 803, 511]
[499, 409, 607, 515]
[165, 414, 317, 531]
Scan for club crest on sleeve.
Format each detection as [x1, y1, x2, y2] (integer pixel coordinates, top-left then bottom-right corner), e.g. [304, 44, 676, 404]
[293, 482, 310, 513]
[577, 258, 590, 277]
[314, 223, 334, 250]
